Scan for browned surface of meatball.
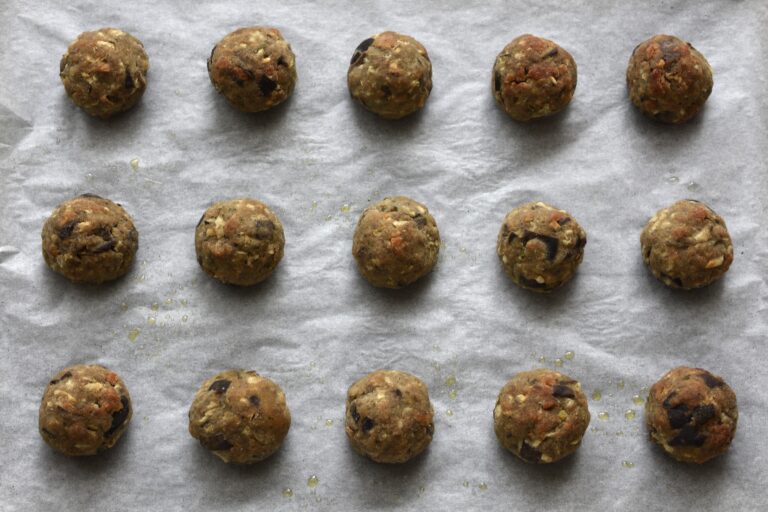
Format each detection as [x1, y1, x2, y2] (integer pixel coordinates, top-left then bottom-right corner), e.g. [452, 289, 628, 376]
[646, 367, 737, 463]
[39, 364, 132, 456]
[641, 199, 733, 289]
[195, 198, 285, 286]
[494, 369, 590, 463]
[497, 202, 586, 292]
[60, 28, 149, 118]
[41, 194, 138, 284]
[348, 31, 432, 119]
[492, 34, 577, 121]
[208, 27, 297, 112]
[345, 370, 434, 464]
[627, 34, 713, 123]
[189, 370, 291, 464]
[352, 196, 440, 288]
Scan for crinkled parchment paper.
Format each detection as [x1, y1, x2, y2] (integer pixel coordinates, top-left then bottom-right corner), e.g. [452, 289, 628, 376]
[1, 1, 767, 510]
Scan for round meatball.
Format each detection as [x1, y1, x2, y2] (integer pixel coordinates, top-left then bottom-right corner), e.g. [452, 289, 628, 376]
[41, 193, 139, 284]
[347, 31, 432, 119]
[646, 367, 737, 463]
[60, 28, 149, 118]
[641, 199, 733, 289]
[208, 27, 297, 113]
[195, 198, 285, 286]
[39, 364, 132, 456]
[626, 34, 713, 124]
[189, 370, 291, 464]
[352, 196, 440, 288]
[497, 202, 586, 292]
[492, 34, 577, 121]
[345, 370, 434, 464]
[494, 369, 590, 463]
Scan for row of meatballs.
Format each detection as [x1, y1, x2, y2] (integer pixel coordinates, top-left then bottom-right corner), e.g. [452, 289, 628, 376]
[60, 27, 713, 123]
[39, 365, 738, 465]
[41, 194, 734, 291]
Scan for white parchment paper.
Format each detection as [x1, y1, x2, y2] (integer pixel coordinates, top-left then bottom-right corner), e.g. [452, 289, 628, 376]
[1, 1, 767, 510]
